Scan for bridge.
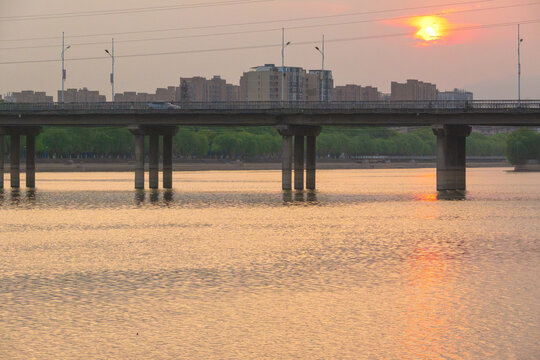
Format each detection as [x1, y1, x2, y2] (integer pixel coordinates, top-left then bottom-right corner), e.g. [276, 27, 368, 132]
[1, 100, 539, 192]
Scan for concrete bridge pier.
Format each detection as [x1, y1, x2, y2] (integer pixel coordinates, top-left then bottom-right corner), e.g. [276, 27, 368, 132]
[306, 136, 317, 190]
[280, 135, 293, 190]
[294, 135, 305, 190]
[0, 127, 41, 189]
[134, 135, 145, 189]
[163, 135, 173, 189]
[433, 125, 472, 191]
[0, 135, 3, 189]
[149, 134, 160, 189]
[277, 125, 322, 191]
[26, 135, 36, 188]
[129, 126, 178, 190]
[10, 135, 20, 188]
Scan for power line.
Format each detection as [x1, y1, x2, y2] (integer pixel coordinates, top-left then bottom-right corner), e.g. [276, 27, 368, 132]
[1, 18, 538, 66]
[0, 0, 502, 42]
[0, 0, 273, 22]
[2, 1, 538, 51]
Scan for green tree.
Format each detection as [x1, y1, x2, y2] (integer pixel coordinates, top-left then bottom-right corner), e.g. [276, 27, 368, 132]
[506, 129, 540, 165]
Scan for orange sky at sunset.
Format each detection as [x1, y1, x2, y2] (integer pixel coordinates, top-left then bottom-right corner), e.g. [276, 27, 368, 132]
[0, 0, 539, 99]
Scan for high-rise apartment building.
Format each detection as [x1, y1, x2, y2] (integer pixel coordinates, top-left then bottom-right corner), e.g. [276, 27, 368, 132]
[333, 84, 380, 101]
[115, 87, 178, 102]
[306, 70, 334, 101]
[179, 76, 239, 102]
[438, 88, 473, 101]
[391, 79, 438, 101]
[60, 88, 106, 103]
[5, 90, 53, 103]
[240, 64, 333, 102]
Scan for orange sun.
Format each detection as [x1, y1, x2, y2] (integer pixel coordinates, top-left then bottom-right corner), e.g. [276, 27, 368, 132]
[409, 16, 449, 43]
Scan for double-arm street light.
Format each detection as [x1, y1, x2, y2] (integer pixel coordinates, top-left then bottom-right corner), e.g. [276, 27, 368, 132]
[315, 35, 325, 102]
[61, 32, 71, 103]
[281, 28, 291, 102]
[105, 38, 115, 102]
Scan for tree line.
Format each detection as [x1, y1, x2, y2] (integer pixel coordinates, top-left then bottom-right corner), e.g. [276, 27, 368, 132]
[2, 126, 536, 162]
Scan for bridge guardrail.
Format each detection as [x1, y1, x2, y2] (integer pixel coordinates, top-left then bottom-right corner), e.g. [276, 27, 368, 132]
[0, 100, 539, 113]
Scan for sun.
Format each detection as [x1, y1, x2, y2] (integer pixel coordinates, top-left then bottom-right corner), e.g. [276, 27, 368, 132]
[409, 16, 449, 42]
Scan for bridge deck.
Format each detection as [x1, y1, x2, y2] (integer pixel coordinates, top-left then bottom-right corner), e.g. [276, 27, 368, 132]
[1, 101, 539, 127]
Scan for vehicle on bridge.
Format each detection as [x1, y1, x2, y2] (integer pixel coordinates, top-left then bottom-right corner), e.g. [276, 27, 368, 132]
[146, 102, 181, 110]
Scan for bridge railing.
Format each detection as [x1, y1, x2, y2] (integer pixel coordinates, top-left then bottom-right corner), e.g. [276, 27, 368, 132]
[0, 100, 539, 112]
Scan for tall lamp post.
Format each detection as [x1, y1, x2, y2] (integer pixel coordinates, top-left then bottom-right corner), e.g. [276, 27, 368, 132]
[281, 28, 291, 102]
[518, 24, 523, 101]
[105, 38, 115, 102]
[61, 32, 71, 103]
[315, 35, 325, 102]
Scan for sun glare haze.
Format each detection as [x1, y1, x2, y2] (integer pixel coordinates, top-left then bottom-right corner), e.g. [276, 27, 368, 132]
[409, 15, 450, 43]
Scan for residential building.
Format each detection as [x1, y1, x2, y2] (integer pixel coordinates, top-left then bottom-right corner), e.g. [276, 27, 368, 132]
[333, 84, 379, 101]
[179, 77, 208, 102]
[240, 64, 333, 101]
[5, 90, 53, 103]
[391, 79, 438, 101]
[306, 70, 333, 101]
[115, 86, 179, 102]
[61, 88, 106, 103]
[438, 88, 473, 101]
[178, 76, 239, 102]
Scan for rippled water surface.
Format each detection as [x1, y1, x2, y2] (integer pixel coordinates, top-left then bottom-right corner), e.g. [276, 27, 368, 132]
[1, 168, 539, 359]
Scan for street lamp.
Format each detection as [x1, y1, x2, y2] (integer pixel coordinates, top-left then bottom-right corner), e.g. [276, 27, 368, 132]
[518, 24, 524, 101]
[105, 38, 115, 102]
[281, 28, 291, 102]
[61, 32, 71, 103]
[315, 35, 325, 102]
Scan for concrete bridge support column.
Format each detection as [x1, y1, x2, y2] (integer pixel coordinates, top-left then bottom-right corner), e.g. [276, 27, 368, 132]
[306, 136, 317, 190]
[129, 126, 178, 190]
[294, 135, 305, 190]
[134, 135, 145, 189]
[281, 136, 293, 190]
[0, 135, 4, 189]
[149, 134, 160, 189]
[10, 135, 20, 188]
[277, 125, 322, 191]
[433, 125, 472, 191]
[26, 135, 36, 188]
[163, 135, 173, 189]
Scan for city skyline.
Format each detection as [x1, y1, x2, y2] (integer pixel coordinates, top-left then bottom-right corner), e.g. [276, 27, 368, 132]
[1, 0, 539, 99]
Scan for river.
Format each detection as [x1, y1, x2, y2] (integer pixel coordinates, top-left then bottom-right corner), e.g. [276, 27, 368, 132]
[1, 168, 539, 359]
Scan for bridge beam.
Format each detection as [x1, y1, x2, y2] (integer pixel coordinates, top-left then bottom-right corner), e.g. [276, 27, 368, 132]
[433, 125, 472, 191]
[277, 125, 322, 191]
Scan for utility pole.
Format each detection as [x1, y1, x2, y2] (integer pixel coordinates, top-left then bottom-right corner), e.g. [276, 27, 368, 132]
[315, 35, 325, 102]
[281, 28, 291, 102]
[61, 32, 71, 103]
[518, 24, 523, 101]
[105, 38, 115, 102]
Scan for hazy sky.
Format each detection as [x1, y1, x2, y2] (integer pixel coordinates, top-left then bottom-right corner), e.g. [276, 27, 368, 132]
[1, 0, 539, 100]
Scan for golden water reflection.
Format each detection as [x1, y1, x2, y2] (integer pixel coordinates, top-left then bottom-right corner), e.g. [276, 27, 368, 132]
[0, 169, 539, 359]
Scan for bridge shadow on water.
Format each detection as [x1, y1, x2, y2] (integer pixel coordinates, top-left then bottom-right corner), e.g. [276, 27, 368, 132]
[0, 188, 469, 210]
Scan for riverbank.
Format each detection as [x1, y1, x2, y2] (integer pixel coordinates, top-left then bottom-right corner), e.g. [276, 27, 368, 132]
[2, 159, 511, 172]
